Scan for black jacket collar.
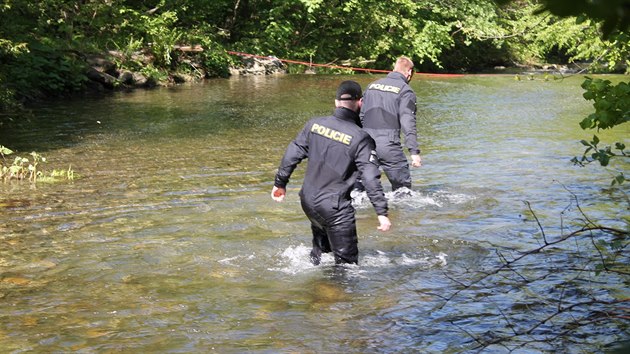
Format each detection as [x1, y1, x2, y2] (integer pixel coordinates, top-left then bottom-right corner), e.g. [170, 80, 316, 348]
[333, 107, 362, 127]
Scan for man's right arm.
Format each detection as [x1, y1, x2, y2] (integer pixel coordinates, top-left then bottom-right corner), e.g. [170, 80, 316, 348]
[274, 137, 307, 189]
[272, 123, 310, 200]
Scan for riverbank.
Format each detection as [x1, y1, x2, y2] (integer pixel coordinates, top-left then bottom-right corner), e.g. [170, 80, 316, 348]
[83, 50, 287, 94]
[0, 46, 606, 117]
[83, 50, 591, 94]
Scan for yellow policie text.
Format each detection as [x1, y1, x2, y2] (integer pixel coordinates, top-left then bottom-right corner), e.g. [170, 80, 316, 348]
[311, 123, 353, 145]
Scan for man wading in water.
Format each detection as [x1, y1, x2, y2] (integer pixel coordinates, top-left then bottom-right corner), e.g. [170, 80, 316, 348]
[271, 80, 391, 265]
[359, 56, 422, 192]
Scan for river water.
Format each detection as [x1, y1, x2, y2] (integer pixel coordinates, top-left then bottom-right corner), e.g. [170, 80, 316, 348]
[1, 74, 628, 353]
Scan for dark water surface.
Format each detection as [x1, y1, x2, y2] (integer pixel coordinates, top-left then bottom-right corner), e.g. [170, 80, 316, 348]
[1, 74, 628, 353]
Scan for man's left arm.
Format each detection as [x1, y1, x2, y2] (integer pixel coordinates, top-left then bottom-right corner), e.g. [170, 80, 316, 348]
[399, 90, 421, 167]
[354, 136, 391, 231]
[354, 136, 388, 216]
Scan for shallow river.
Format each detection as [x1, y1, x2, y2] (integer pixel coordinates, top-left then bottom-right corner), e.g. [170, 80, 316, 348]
[1, 74, 628, 353]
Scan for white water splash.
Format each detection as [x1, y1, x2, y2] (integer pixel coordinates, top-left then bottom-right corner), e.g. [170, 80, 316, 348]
[362, 250, 448, 268]
[268, 244, 334, 275]
[436, 252, 448, 266]
[361, 250, 392, 267]
[431, 190, 477, 205]
[270, 244, 448, 275]
[351, 187, 476, 209]
[218, 255, 240, 265]
[218, 253, 256, 266]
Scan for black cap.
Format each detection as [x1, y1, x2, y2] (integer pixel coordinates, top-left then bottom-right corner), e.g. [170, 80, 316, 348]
[336, 80, 362, 101]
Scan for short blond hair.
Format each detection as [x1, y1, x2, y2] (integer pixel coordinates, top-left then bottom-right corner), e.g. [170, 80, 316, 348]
[394, 56, 414, 73]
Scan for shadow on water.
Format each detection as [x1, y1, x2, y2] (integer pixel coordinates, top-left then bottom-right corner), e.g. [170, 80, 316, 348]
[0, 75, 333, 153]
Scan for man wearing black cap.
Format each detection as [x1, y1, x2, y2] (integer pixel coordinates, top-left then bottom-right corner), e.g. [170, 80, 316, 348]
[271, 80, 391, 265]
[360, 56, 422, 191]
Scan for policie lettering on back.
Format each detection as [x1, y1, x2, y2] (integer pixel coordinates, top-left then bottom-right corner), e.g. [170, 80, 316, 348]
[310, 123, 353, 145]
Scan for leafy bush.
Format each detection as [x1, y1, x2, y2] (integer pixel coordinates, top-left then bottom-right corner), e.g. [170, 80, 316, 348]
[572, 78, 629, 185]
[4, 43, 87, 100]
[197, 38, 232, 78]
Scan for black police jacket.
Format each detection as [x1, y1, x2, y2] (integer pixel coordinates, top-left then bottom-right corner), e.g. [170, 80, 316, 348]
[274, 107, 388, 216]
[360, 71, 420, 155]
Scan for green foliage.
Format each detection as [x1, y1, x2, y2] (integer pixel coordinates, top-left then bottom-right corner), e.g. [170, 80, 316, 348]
[38, 166, 76, 183]
[495, 0, 630, 39]
[0, 23, 29, 109]
[5, 42, 87, 99]
[146, 12, 183, 67]
[0, 39, 28, 56]
[114, 7, 184, 67]
[0, 145, 76, 183]
[0, 0, 629, 112]
[0, 145, 14, 158]
[226, 0, 500, 69]
[197, 39, 232, 78]
[490, 1, 630, 73]
[139, 66, 167, 84]
[1, 150, 45, 183]
[580, 78, 630, 130]
[221, 0, 628, 74]
[0, 75, 18, 111]
[572, 78, 629, 185]
[108, 36, 145, 71]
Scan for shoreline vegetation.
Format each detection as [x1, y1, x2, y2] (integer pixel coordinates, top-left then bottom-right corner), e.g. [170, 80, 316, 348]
[8, 46, 614, 108]
[1, 0, 628, 113]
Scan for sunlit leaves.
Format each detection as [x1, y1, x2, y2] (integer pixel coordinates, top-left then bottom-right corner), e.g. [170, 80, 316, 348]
[580, 78, 630, 131]
[573, 78, 629, 185]
[299, 0, 324, 14]
[0, 148, 74, 183]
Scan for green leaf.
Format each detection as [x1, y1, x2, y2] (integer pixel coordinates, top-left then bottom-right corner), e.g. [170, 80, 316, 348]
[597, 152, 610, 166]
[0, 145, 14, 155]
[582, 91, 595, 100]
[612, 173, 625, 186]
[579, 116, 595, 129]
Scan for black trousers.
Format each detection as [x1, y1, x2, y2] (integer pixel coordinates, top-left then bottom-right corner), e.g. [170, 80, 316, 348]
[300, 194, 358, 265]
[374, 139, 411, 191]
[364, 129, 412, 191]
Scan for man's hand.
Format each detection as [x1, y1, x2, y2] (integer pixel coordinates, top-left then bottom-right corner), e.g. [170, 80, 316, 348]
[271, 186, 286, 202]
[377, 215, 391, 231]
[411, 154, 422, 168]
